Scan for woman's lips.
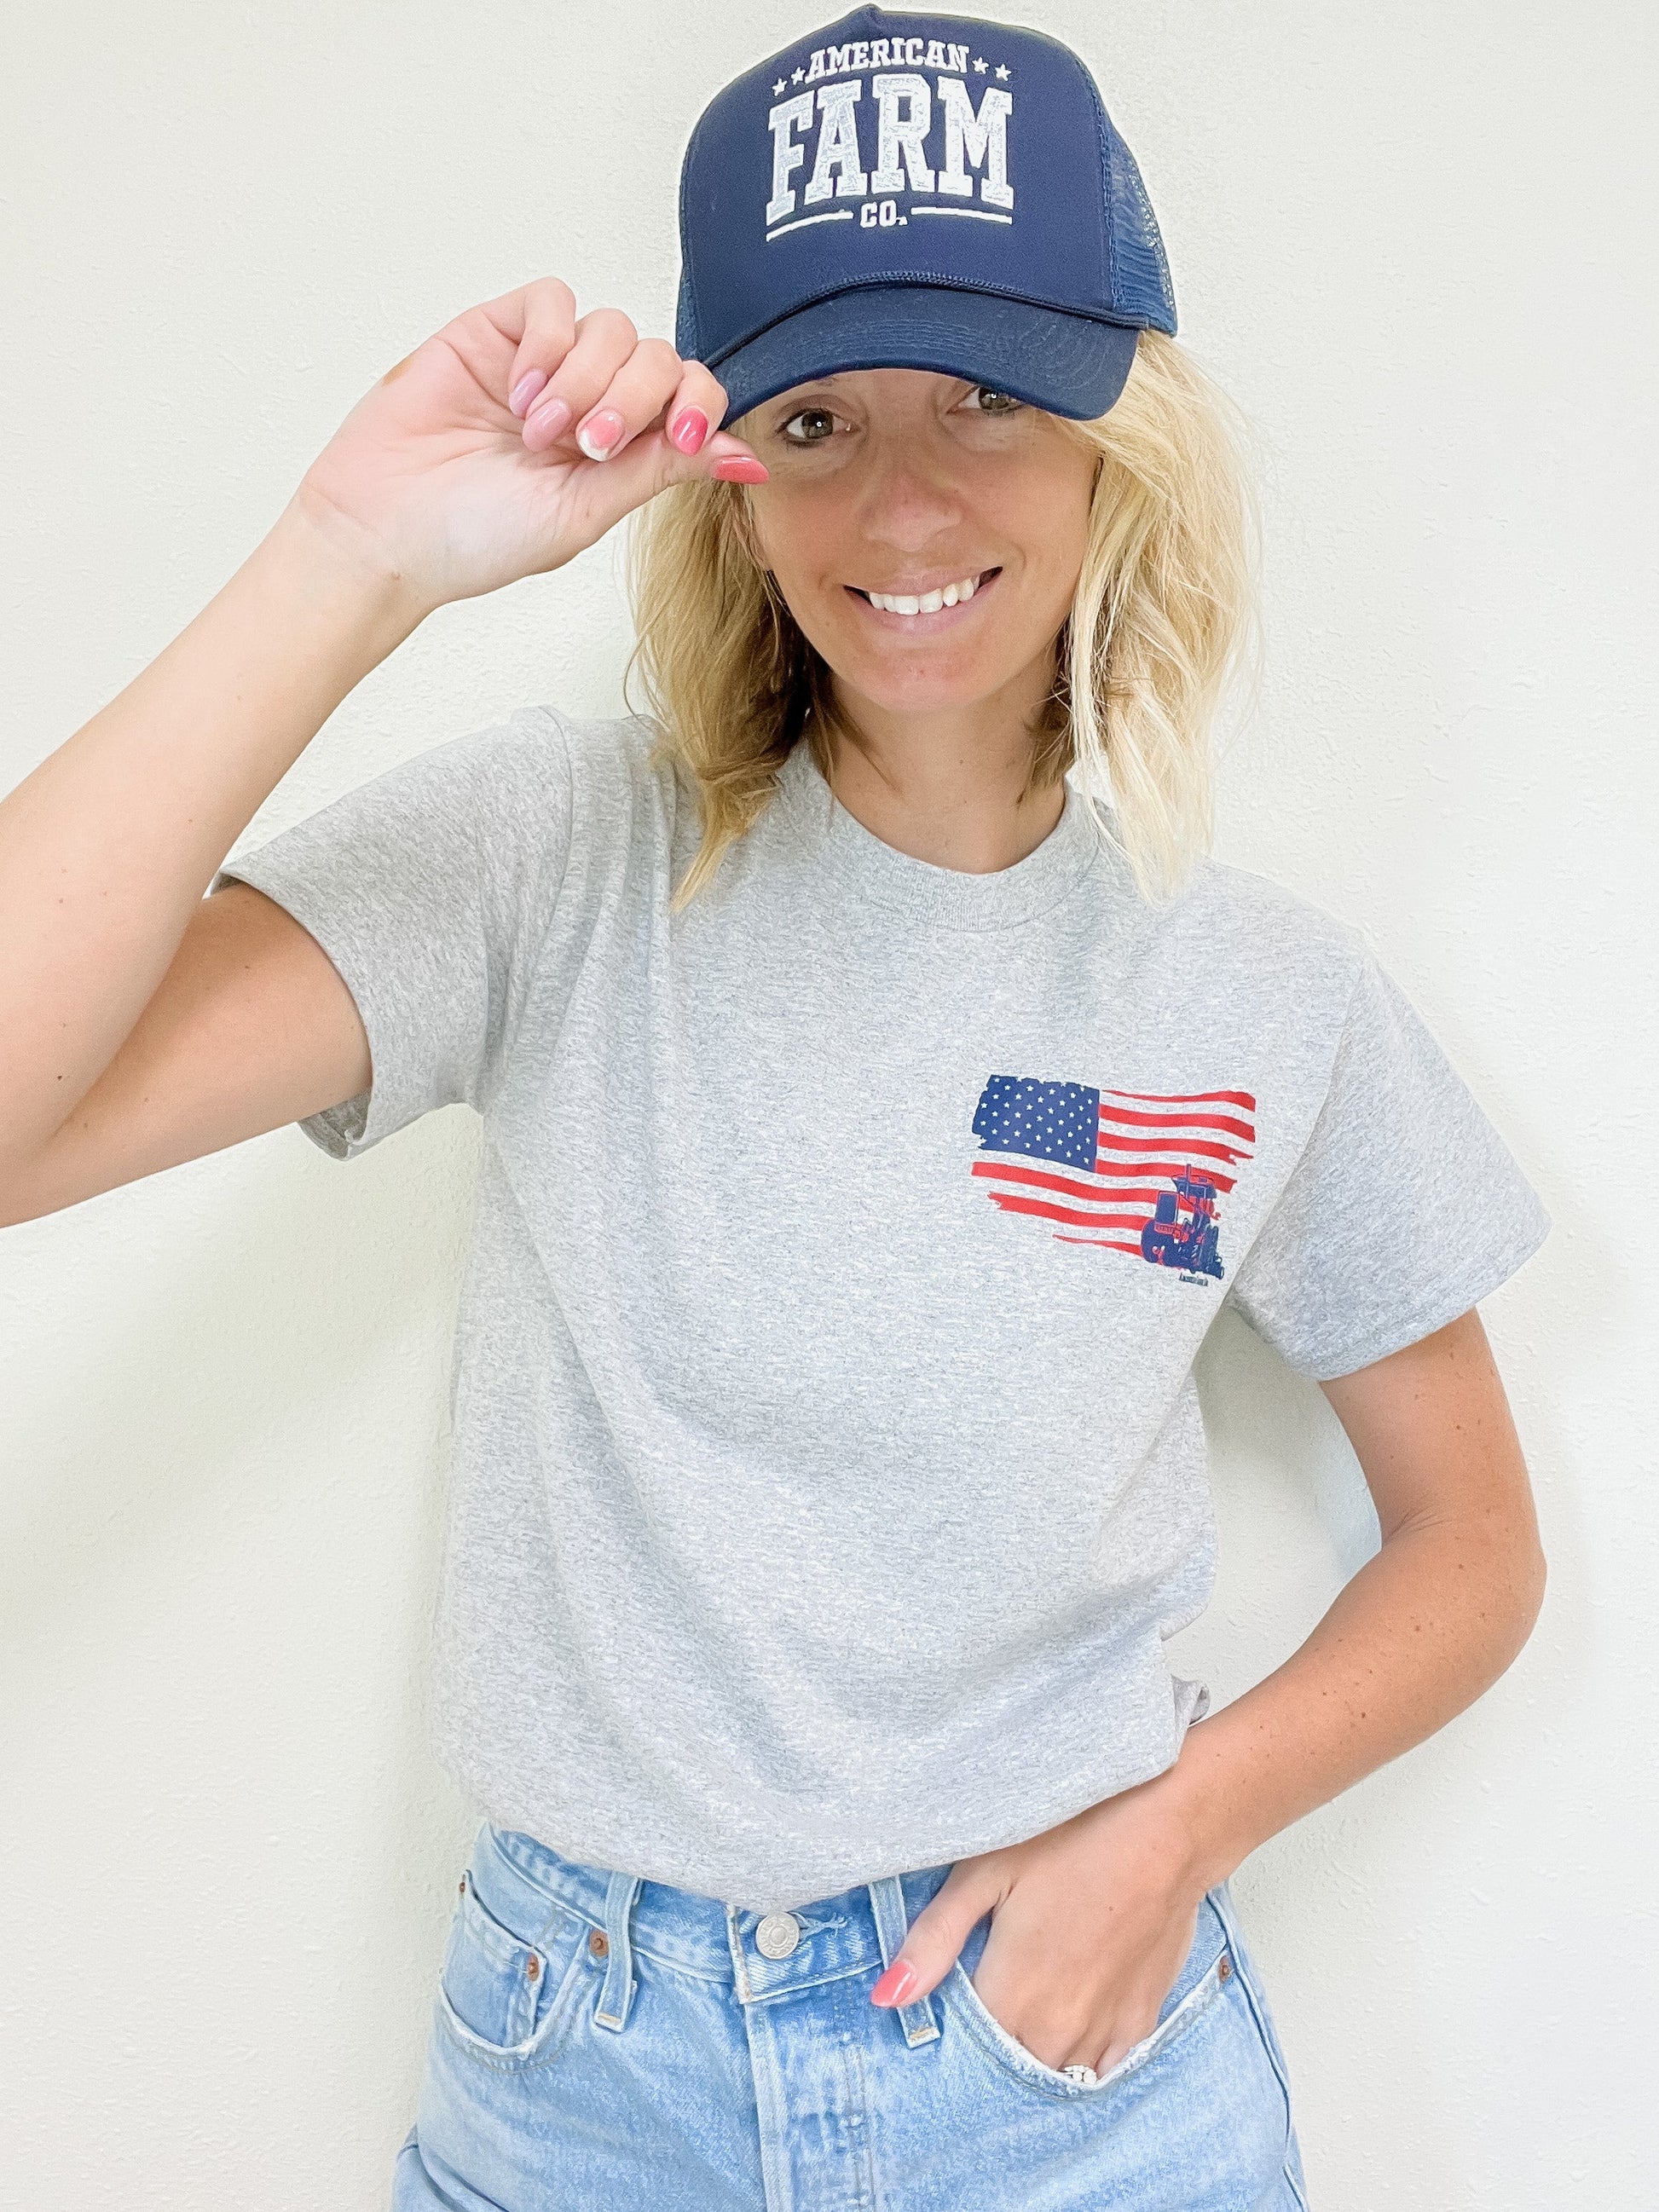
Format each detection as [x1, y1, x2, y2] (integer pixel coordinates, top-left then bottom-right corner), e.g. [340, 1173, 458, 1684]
[845, 566, 1002, 630]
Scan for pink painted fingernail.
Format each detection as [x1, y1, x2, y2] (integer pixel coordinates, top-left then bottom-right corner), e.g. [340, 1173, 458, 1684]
[509, 368, 549, 417]
[711, 455, 769, 483]
[669, 406, 709, 455]
[870, 1959, 916, 2007]
[524, 393, 571, 442]
[576, 408, 625, 460]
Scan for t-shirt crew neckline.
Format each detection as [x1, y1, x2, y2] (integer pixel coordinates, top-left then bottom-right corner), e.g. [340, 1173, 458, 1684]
[772, 735, 1102, 932]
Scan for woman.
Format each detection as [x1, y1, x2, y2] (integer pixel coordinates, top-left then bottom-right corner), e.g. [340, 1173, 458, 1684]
[0, 8, 1550, 2208]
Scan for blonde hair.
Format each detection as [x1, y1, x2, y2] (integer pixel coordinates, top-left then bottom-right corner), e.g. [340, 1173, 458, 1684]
[621, 329, 1257, 910]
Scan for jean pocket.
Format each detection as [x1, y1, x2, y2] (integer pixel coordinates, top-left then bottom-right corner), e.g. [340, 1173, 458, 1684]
[940, 1890, 1232, 2103]
[435, 1862, 592, 2071]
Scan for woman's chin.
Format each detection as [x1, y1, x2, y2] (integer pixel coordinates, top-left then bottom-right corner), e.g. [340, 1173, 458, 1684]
[830, 659, 1004, 720]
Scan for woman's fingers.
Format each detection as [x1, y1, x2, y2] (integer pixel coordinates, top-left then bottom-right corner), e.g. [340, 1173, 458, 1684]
[488, 278, 758, 476]
[564, 409, 766, 534]
[579, 355, 766, 479]
[659, 361, 770, 476]
[565, 336, 687, 461]
[495, 275, 579, 419]
[519, 307, 646, 453]
[660, 359, 732, 457]
[303, 275, 766, 607]
[426, 274, 755, 477]
[456, 274, 579, 417]
[476, 275, 770, 528]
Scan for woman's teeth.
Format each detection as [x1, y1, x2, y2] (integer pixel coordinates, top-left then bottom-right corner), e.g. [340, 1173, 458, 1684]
[863, 571, 985, 615]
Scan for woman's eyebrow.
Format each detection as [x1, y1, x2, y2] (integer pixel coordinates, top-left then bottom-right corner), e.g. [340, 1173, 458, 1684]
[763, 390, 846, 422]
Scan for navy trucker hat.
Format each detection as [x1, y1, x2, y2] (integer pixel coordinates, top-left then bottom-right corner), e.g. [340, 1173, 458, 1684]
[674, 4, 1176, 425]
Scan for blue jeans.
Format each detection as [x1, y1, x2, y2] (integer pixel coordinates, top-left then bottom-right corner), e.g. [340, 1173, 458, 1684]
[394, 1822, 1311, 2210]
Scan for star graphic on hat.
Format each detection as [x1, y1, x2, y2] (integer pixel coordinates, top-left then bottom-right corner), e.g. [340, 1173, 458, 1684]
[772, 78, 786, 94]
[791, 65, 804, 83]
[972, 55, 987, 72]
[996, 62, 1010, 79]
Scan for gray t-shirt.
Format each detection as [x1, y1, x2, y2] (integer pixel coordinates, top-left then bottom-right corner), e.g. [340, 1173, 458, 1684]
[213, 705, 1550, 1914]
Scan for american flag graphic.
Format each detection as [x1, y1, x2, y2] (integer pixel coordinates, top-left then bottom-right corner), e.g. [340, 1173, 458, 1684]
[969, 1074, 1258, 1279]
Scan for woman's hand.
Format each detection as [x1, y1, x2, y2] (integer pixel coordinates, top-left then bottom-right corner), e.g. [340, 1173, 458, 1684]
[870, 1770, 1210, 2079]
[287, 274, 766, 620]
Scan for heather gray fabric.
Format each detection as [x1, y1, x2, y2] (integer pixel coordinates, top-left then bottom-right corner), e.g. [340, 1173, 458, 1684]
[212, 706, 1550, 1914]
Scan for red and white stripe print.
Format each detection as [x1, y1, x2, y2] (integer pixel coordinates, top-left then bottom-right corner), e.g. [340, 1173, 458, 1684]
[971, 1088, 1258, 1257]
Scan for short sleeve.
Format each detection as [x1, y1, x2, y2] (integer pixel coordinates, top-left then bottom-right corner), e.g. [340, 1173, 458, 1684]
[1225, 946, 1551, 1378]
[209, 704, 573, 1161]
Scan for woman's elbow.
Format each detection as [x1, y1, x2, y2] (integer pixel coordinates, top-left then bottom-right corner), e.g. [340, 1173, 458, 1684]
[1499, 1528, 1549, 1671]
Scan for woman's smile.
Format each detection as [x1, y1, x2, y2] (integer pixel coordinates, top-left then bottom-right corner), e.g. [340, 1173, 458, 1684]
[846, 564, 1003, 628]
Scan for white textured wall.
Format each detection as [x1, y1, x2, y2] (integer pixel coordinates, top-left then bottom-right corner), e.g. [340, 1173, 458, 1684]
[3, 4, 1651, 2205]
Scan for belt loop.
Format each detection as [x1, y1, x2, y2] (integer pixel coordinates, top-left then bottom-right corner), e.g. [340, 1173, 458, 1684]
[593, 1869, 645, 2032]
[867, 1873, 939, 2048]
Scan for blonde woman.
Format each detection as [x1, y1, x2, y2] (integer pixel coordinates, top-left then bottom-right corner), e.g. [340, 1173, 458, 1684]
[0, 9, 1550, 2208]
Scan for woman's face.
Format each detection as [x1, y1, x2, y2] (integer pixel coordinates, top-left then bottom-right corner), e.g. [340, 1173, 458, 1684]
[741, 368, 1099, 725]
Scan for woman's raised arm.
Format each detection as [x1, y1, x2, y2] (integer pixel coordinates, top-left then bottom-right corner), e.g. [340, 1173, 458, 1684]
[0, 276, 758, 1224]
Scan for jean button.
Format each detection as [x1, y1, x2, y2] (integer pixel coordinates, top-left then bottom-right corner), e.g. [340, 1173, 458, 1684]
[754, 1912, 801, 1959]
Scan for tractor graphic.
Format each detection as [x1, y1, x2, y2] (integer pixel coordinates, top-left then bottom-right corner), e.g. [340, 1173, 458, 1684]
[1140, 1166, 1225, 1281]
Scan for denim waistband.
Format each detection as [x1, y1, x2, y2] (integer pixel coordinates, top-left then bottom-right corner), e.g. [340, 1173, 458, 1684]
[477, 1822, 955, 2046]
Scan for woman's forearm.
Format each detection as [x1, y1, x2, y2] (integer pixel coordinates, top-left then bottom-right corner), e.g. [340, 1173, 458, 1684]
[876, 1322, 1548, 2080]
[0, 493, 424, 1180]
[1161, 1499, 1547, 1893]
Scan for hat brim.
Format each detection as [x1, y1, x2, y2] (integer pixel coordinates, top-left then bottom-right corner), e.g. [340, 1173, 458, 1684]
[703, 286, 1142, 428]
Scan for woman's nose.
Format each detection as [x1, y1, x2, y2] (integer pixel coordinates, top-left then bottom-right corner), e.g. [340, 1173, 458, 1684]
[853, 456, 967, 551]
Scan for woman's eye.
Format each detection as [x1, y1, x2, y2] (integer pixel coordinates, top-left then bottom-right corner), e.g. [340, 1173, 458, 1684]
[778, 406, 839, 443]
[962, 385, 1023, 416]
